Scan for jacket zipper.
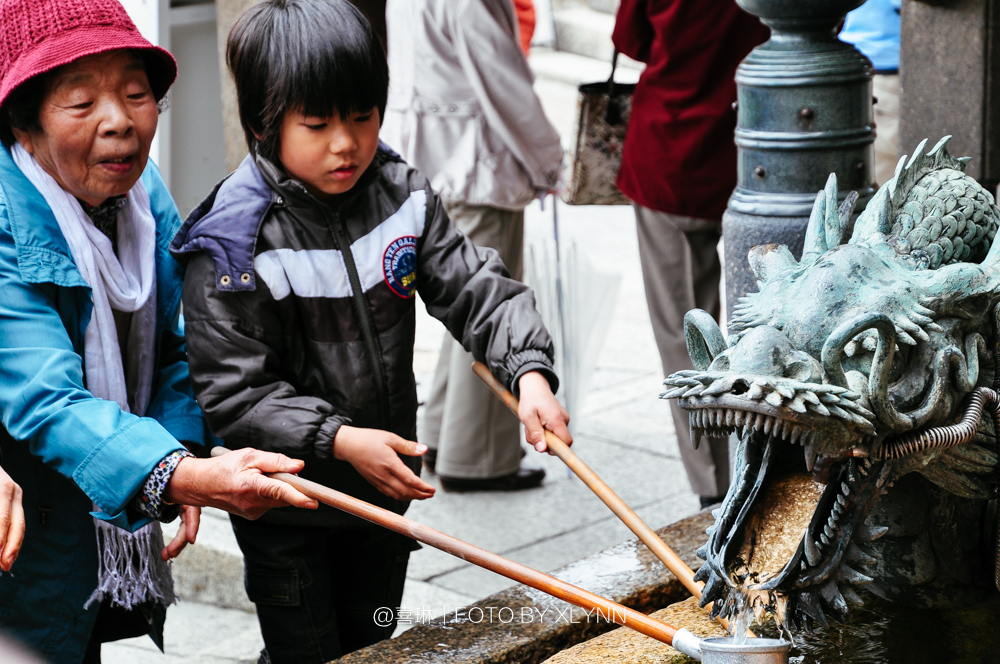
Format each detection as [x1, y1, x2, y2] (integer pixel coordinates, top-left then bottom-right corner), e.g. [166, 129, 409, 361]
[329, 211, 391, 428]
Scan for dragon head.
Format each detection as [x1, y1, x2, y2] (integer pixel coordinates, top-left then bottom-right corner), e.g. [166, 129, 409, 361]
[664, 137, 1000, 630]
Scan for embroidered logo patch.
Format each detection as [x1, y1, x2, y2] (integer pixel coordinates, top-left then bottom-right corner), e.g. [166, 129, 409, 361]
[383, 236, 418, 298]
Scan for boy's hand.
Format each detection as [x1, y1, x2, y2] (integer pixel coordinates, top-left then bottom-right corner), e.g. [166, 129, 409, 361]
[333, 426, 436, 501]
[517, 371, 572, 453]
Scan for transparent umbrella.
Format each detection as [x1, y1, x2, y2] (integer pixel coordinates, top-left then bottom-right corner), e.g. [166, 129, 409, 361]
[526, 196, 621, 436]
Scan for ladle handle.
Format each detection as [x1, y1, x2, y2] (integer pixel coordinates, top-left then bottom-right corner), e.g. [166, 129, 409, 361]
[210, 446, 678, 645]
[472, 361, 728, 628]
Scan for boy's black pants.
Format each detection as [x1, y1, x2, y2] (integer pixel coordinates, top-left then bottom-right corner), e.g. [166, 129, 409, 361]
[231, 515, 413, 663]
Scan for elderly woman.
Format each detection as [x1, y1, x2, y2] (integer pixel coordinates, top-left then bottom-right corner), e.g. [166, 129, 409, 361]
[0, 0, 319, 662]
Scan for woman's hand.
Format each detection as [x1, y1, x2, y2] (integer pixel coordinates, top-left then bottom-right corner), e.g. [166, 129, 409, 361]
[164, 450, 319, 520]
[517, 371, 572, 453]
[333, 426, 436, 501]
[161, 505, 200, 561]
[0, 466, 24, 572]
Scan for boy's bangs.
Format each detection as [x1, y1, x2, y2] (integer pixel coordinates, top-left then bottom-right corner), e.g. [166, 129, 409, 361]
[286, 42, 382, 121]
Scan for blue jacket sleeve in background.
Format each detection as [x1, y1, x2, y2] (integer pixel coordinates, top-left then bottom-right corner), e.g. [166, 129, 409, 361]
[840, 0, 901, 72]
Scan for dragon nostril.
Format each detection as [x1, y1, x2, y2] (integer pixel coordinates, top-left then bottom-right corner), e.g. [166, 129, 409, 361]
[732, 379, 750, 395]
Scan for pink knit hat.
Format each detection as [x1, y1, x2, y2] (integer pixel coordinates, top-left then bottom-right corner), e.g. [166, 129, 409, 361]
[0, 0, 177, 109]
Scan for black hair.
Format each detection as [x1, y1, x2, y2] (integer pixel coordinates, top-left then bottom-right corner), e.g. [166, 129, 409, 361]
[226, 0, 389, 162]
[0, 73, 49, 148]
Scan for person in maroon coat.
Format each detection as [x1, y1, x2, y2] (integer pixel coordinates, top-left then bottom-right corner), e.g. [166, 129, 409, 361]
[613, 0, 768, 508]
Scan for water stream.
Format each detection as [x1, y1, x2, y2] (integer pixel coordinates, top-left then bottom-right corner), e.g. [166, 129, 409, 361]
[730, 595, 753, 646]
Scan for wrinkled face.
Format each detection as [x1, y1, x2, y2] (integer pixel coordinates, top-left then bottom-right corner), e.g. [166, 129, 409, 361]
[278, 107, 380, 200]
[665, 241, 998, 629]
[14, 51, 158, 206]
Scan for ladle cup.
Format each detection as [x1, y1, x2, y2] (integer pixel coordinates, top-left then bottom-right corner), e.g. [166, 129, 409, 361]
[673, 631, 791, 663]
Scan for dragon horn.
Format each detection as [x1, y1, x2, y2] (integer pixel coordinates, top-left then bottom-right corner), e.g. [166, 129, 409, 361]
[803, 174, 838, 259]
[684, 309, 728, 370]
[834, 190, 858, 247]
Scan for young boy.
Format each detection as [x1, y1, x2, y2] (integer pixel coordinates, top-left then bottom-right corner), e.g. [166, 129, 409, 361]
[170, 1, 570, 661]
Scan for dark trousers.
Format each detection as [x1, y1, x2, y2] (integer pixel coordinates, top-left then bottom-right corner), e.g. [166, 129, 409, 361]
[231, 516, 411, 664]
[81, 600, 164, 664]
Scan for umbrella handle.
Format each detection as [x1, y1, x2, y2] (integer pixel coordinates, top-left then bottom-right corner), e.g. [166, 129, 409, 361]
[472, 361, 732, 633]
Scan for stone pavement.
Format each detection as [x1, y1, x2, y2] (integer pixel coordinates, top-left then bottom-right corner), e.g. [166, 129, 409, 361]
[103, 52, 709, 664]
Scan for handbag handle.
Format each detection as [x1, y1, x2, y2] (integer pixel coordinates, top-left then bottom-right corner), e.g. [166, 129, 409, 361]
[605, 50, 624, 125]
[606, 50, 620, 98]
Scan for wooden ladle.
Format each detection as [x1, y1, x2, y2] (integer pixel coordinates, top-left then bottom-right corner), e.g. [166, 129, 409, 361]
[211, 446, 681, 646]
[472, 361, 731, 632]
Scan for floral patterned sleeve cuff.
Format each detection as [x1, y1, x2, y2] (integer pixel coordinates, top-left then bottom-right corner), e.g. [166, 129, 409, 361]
[131, 449, 194, 522]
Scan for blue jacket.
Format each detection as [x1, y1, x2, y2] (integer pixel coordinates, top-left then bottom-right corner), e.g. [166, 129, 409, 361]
[0, 145, 211, 664]
[840, 0, 901, 73]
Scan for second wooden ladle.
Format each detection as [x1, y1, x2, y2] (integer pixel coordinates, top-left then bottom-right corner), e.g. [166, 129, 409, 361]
[472, 361, 731, 632]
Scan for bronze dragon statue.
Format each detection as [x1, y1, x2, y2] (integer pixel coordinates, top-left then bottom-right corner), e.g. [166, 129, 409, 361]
[662, 137, 1000, 632]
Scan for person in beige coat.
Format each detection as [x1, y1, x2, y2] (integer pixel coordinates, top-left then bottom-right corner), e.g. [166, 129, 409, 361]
[381, 0, 564, 491]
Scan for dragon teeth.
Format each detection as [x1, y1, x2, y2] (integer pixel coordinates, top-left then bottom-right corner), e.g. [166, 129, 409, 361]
[838, 565, 874, 585]
[804, 444, 819, 471]
[857, 524, 889, 542]
[841, 481, 851, 496]
[846, 542, 878, 566]
[804, 536, 822, 566]
[841, 584, 865, 607]
[819, 580, 848, 616]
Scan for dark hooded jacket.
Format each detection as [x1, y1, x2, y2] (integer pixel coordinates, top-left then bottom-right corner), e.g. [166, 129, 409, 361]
[171, 146, 556, 526]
